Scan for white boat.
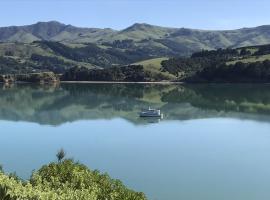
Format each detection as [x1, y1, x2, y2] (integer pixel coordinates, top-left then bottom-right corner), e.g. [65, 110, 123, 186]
[139, 107, 163, 118]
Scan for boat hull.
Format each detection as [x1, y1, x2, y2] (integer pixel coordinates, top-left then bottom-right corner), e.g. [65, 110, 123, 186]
[139, 113, 163, 118]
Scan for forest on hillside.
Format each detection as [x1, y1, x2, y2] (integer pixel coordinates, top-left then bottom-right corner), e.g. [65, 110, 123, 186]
[160, 44, 270, 83]
[2, 41, 270, 83]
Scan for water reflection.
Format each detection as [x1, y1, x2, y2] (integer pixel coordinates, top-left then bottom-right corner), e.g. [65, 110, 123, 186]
[1, 83, 270, 125]
[2, 83, 270, 200]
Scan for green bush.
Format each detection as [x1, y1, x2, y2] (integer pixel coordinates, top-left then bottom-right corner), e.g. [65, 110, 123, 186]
[0, 160, 146, 200]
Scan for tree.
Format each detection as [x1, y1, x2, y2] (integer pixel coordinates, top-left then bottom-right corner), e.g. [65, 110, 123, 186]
[56, 149, 66, 162]
[240, 48, 251, 56]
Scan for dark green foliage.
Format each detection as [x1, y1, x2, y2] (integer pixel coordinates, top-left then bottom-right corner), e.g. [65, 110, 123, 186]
[254, 44, 270, 56]
[0, 56, 37, 74]
[0, 186, 15, 200]
[0, 53, 69, 75]
[102, 40, 135, 49]
[160, 48, 239, 78]
[161, 45, 270, 83]
[161, 57, 218, 77]
[36, 41, 120, 67]
[191, 48, 239, 59]
[15, 72, 59, 83]
[191, 60, 270, 83]
[56, 148, 66, 162]
[4, 51, 14, 56]
[7, 172, 21, 182]
[31, 54, 71, 73]
[62, 65, 149, 82]
[40, 41, 103, 62]
[36, 41, 152, 68]
[106, 48, 152, 64]
[240, 48, 251, 56]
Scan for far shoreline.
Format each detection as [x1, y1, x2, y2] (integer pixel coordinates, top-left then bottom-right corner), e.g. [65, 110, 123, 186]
[60, 81, 184, 84]
[2, 81, 270, 85]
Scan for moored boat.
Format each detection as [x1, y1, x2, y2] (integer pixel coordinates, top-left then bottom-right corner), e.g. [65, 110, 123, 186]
[139, 107, 163, 118]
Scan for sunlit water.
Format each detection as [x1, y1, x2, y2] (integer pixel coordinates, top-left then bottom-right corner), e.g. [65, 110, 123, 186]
[1, 83, 270, 200]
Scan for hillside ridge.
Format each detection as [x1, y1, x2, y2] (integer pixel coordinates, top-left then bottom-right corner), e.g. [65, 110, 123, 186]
[1, 21, 270, 51]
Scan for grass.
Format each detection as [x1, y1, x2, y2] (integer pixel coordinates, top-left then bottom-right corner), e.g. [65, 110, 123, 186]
[135, 57, 167, 68]
[227, 54, 270, 65]
[134, 57, 176, 80]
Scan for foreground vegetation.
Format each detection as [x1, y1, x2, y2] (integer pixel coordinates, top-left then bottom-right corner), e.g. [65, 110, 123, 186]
[0, 152, 146, 200]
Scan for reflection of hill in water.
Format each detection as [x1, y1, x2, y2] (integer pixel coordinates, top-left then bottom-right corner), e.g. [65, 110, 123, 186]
[1, 83, 270, 125]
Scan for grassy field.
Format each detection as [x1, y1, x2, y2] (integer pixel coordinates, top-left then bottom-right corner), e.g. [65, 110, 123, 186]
[134, 57, 176, 80]
[227, 54, 270, 65]
[135, 57, 167, 68]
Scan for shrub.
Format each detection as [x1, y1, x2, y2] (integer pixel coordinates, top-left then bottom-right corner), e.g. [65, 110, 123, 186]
[0, 159, 146, 200]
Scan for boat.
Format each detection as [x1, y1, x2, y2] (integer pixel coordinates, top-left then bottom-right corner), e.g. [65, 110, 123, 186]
[139, 107, 163, 118]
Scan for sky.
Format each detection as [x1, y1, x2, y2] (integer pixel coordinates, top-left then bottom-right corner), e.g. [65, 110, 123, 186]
[0, 0, 270, 30]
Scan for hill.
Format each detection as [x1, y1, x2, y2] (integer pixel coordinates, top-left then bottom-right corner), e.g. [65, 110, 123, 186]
[0, 21, 115, 44]
[2, 21, 270, 82]
[3, 41, 270, 82]
[0, 41, 157, 74]
[2, 21, 270, 57]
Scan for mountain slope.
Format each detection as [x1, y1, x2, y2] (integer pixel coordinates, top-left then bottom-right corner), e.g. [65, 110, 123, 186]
[2, 21, 270, 76]
[0, 21, 116, 43]
[1, 22, 270, 56]
[0, 40, 158, 74]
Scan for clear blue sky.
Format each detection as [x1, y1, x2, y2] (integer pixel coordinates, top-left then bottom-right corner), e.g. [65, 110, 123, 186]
[1, 0, 270, 30]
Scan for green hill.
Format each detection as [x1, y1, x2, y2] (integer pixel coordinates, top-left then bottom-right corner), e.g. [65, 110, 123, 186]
[0, 41, 158, 74]
[2, 21, 270, 81]
[2, 21, 270, 57]
[0, 42, 98, 74]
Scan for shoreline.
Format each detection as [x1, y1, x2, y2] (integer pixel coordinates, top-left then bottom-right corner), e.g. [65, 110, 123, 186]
[2, 81, 270, 85]
[0, 81, 184, 84]
[60, 81, 184, 84]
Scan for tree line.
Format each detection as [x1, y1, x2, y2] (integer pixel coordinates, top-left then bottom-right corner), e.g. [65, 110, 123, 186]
[161, 45, 270, 82]
[62, 65, 151, 82]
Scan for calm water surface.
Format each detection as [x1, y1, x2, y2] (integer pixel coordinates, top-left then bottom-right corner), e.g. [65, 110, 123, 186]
[1, 83, 270, 200]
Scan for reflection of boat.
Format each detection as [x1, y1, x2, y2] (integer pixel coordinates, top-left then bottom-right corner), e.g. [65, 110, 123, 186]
[140, 117, 161, 124]
[139, 107, 163, 118]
